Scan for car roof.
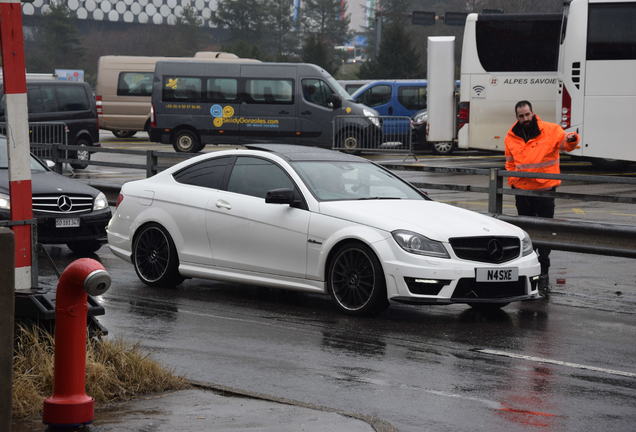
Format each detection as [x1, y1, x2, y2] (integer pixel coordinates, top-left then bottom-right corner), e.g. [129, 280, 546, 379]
[243, 144, 365, 162]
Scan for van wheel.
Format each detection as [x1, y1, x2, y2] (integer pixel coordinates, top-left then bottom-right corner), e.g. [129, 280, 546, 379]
[70, 137, 91, 170]
[172, 130, 203, 153]
[112, 130, 136, 139]
[432, 141, 455, 155]
[337, 130, 361, 153]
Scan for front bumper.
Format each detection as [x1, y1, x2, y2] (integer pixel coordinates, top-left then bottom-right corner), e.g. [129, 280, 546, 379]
[0, 208, 111, 244]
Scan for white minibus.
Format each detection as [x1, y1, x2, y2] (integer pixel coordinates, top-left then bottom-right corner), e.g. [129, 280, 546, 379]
[557, 0, 636, 163]
[458, 13, 562, 151]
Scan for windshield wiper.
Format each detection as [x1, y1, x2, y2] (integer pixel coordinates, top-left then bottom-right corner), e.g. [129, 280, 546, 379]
[356, 196, 402, 200]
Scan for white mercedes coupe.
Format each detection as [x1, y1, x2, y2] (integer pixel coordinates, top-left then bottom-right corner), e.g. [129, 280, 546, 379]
[107, 144, 541, 315]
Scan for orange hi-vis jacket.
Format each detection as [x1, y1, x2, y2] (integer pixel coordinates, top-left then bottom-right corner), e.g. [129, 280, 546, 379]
[504, 115, 579, 190]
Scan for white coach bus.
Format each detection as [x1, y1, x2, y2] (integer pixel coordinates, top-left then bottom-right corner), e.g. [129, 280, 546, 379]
[557, 0, 636, 163]
[457, 13, 562, 151]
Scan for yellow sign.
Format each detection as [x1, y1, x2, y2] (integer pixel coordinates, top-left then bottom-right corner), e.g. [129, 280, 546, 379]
[213, 117, 224, 127]
[345, 107, 352, 113]
[165, 78, 178, 89]
[223, 105, 234, 118]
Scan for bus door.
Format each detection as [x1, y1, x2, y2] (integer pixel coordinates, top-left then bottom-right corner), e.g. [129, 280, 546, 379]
[200, 63, 241, 144]
[239, 64, 297, 143]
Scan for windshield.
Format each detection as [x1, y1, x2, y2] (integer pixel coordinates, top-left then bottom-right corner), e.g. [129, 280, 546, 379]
[0, 140, 47, 172]
[293, 161, 425, 202]
[324, 75, 353, 101]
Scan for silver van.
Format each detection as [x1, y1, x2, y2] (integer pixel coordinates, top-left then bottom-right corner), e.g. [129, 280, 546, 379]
[149, 61, 381, 152]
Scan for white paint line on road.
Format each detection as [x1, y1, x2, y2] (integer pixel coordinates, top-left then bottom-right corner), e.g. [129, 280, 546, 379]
[476, 349, 636, 378]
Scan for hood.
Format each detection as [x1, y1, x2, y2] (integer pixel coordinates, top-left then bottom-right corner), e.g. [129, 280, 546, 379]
[318, 200, 523, 241]
[0, 169, 100, 196]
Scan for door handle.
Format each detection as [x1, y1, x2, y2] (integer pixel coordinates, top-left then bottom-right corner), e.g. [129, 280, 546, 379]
[279, 110, 289, 114]
[301, 110, 311, 115]
[215, 200, 231, 210]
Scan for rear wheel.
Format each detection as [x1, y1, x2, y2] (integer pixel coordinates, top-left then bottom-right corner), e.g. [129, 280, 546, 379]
[133, 223, 184, 287]
[67, 240, 102, 255]
[432, 141, 455, 155]
[327, 242, 388, 316]
[172, 129, 203, 153]
[112, 130, 136, 139]
[337, 129, 361, 152]
[70, 137, 91, 170]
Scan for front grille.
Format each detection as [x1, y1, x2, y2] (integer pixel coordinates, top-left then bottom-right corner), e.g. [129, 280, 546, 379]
[449, 236, 520, 264]
[452, 277, 527, 299]
[32, 194, 93, 214]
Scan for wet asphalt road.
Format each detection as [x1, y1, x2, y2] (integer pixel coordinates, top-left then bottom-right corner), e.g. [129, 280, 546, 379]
[38, 244, 636, 432]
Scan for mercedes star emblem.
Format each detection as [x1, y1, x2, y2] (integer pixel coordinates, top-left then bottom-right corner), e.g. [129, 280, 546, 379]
[57, 195, 73, 212]
[487, 239, 504, 261]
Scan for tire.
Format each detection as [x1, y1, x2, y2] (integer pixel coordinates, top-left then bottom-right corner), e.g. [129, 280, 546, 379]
[132, 223, 184, 288]
[70, 137, 91, 170]
[112, 130, 137, 139]
[172, 129, 203, 153]
[337, 130, 361, 152]
[67, 240, 102, 255]
[469, 302, 509, 311]
[432, 141, 455, 155]
[327, 241, 389, 316]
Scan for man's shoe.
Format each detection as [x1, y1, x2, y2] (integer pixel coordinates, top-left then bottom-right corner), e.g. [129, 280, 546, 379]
[538, 274, 550, 295]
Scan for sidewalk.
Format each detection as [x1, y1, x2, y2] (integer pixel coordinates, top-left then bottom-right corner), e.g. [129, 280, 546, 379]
[12, 385, 389, 432]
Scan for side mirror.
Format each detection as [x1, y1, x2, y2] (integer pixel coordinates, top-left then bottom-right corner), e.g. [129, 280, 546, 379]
[328, 95, 342, 110]
[265, 188, 296, 205]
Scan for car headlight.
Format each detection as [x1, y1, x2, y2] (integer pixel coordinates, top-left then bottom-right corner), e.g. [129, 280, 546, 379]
[521, 231, 534, 256]
[0, 192, 9, 210]
[93, 192, 108, 210]
[412, 111, 427, 125]
[363, 108, 380, 128]
[392, 230, 450, 258]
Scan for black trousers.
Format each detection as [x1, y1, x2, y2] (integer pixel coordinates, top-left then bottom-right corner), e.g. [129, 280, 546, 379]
[514, 188, 555, 275]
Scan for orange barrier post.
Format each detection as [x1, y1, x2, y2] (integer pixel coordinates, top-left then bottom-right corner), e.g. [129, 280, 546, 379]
[43, 258, 110, 427]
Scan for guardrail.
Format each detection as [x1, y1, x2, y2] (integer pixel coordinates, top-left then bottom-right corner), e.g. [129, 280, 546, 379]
[30, 144, 636, 258]
[332, 115, 412, 153]
[382, 163, 636, 258]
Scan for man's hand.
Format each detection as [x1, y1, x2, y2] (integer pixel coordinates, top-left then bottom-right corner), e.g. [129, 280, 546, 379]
[566, 133, 577, 143]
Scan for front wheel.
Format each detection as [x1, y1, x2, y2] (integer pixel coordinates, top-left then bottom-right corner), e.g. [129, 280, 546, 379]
[133, 223, 184, 288]
[432, 141, 455, 155]
[112, 130, 136, 139]
[70, 137, 91, 169]
[327, 242, 388, 316]
[337, 129, 361, 152]
[172, 129, 203, 153]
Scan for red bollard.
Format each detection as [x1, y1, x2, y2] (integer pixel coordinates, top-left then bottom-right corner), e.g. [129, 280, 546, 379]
[43, 258, 111, 427]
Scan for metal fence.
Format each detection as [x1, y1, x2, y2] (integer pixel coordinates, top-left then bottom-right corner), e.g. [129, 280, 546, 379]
[332, 115, 412, 153]
[0, 121, 67, 160]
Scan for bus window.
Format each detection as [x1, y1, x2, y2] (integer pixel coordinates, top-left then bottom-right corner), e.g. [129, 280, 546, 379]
[162, 76, 203, 102]
[587, 3, 636, 60]
[206, 78, 238, 102]
[245, 79, 293, 104]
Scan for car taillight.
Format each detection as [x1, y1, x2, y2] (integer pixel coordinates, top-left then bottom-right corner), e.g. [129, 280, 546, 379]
[150, 104, 156, 128]
[560, 86, 571, 129]
[116, 193, 124, 208]
[457, 101, 469, 130]
[96, 95, 103, 116]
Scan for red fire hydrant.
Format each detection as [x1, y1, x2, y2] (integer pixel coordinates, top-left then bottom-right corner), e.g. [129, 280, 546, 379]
[43, 258, 111, 427]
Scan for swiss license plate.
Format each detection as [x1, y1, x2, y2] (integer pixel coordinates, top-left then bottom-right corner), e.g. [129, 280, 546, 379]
[55, 217, 80, 228]
[475, 267, 518, 283]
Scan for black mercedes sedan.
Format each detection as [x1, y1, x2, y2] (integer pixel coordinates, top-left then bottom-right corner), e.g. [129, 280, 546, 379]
[0, 138, 111, 254]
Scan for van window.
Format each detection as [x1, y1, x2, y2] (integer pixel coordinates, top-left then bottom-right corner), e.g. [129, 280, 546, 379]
[118, 72, 153, 97]
[245, 79, 293, 104]
[206, 78, 238, 102]
[357, 85, 391, 107]
[587, 3, 636, 60]
[302, 79, 335, 108]
[27, 87, 45, 113]
[162, 76, 203, 102]
[54, 86, 89, 111]
[398, 86, 426, 110]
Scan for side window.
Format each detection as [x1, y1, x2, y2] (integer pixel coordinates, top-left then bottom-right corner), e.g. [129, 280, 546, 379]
[357, 85, 391, 107]
[227, 157, 295, 199]
[398, 86, 427, 110]
[39, 86, 59, 112]
[245, 79, 293, 104]
[302, 78, 335, 108]
[172, 156, 232, 189]
[162, 76, 203, 102]
[587, 3, 636, 60]
[117, 72, 153, 97]
[27, 87, 45, 114]
[54, 86, 89, 111]
[206, 78, 238, 102]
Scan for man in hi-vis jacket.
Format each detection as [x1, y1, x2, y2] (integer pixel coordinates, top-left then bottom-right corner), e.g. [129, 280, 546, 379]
[504, 100, 579, 292]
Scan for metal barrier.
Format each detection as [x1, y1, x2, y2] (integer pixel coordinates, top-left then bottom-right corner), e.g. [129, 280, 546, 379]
[381, 163, 636, 258]
[332, 115, 412, 153]
[0, 121, 67, 160]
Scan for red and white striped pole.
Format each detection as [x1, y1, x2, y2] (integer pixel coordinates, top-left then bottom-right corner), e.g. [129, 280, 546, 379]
[0, 0, 32, 290]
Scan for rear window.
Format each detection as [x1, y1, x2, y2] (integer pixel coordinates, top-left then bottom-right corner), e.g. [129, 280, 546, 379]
[173, 156, 232, 189]
[54, 85, 90, 111]
[117, 72, 153, 97]
[398, 86, 426, 110]
[475, 14, 561, 72]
